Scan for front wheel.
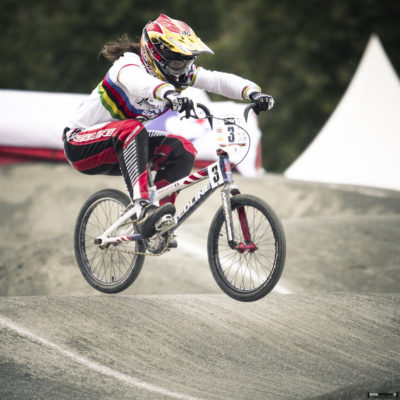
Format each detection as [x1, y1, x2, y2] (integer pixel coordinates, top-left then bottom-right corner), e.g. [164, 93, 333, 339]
[207, 194, 286, 302]
[74, 189, 145, 293]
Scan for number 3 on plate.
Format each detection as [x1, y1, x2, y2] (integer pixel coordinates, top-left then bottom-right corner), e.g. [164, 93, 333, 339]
[208, 162, 223, 188]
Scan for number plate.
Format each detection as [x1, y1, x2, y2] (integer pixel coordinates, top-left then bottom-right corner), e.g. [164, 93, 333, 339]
[214, 117, 248, 157]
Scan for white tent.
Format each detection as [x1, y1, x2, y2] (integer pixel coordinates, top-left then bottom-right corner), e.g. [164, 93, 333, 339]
[285, 35, 400, 191]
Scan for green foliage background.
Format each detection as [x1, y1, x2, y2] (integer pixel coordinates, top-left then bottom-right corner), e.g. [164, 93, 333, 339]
[1, 0, 399, 171]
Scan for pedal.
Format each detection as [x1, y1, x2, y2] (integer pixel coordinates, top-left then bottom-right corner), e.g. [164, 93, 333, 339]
[155, 214, 176, 234]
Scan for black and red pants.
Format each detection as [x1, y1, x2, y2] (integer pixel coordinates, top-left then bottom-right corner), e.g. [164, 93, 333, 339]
[63, 119, 197, 204]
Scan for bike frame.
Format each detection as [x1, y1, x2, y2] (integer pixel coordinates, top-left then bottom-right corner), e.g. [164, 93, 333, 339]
[94, 151, 241, 247]
[95, 102, 258, 249]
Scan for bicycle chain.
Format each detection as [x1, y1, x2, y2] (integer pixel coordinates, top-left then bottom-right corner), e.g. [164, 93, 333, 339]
[102, 220, 170, 257]
[105, 241, 169, 257]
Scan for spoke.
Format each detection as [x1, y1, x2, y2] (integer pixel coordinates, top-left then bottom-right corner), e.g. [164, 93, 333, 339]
[217, 202, 278, 292]
[80, 197, 136, 285]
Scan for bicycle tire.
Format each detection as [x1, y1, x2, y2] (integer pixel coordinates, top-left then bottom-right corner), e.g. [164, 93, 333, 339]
[207, 194, 286, 302]
[74, 189, 145, 293]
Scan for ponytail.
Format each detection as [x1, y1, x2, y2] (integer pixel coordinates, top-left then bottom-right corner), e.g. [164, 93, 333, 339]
[99, 34, 141, 62]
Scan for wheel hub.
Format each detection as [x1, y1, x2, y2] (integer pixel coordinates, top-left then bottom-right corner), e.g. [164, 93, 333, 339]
[235, 241, 258, 254]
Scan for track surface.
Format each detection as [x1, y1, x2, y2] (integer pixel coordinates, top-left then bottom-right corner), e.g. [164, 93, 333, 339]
[1, 294, 399, 400]
[1, 164, 400, 399]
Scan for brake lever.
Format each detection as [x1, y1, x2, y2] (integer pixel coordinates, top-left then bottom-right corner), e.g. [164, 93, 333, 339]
[179, 107, 199, 120]
[178, 103, 214, 129]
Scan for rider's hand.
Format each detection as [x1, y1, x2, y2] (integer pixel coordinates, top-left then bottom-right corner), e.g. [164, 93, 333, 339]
[164, 90, 194, 118]
[249, 92, 274, 114]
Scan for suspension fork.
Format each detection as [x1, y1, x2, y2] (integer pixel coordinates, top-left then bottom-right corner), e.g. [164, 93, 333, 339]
[237, 205, 251, 242]
[221, 186, 235, 248]
[221, 184, 251, 249]
[217, 152, 244, 249]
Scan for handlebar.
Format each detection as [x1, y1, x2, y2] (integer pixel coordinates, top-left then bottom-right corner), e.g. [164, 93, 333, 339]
[190, 102, 255, 168]
[195, 103, 213, 128]
[194, 102, 256, 127]
[243, 103, 257, 122]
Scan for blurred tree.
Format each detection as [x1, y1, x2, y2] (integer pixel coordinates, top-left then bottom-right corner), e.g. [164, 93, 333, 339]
[204, 0, 400, 171]
[0, 0, 399, 171]
[0, 0, 223, 92]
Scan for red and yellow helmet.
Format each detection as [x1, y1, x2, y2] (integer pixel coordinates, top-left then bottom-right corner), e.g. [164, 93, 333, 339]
[140, 14, 213, 89]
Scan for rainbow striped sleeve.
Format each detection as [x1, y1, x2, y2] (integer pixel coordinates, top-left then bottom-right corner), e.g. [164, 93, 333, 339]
[153, 83, 172, 101]
[241, 85, 262, 101]
[98, 72, 144, 120]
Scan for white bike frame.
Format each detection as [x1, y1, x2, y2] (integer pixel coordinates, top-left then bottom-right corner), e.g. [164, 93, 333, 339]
[94, 152, 239, 247]
[94, 102, 257, 248]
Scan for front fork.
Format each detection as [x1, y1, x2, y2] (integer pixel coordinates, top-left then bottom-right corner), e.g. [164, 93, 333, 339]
[221, 185, 238, 249]
[218, 153, 252, 250]
[221, 186, 254, 252]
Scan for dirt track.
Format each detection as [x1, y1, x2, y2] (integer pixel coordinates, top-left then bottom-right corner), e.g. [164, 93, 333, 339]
[1, 163, 400, 399]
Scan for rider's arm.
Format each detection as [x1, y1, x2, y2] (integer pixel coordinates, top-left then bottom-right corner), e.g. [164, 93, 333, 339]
[116, 55, 175, 101]
[190, 66, 262, 101]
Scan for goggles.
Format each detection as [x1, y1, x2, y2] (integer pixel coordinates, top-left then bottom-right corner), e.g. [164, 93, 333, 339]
[164, 58, 194, 76]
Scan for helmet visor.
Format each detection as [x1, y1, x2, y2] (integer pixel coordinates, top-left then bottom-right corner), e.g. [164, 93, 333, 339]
[164, 58, 194, 76]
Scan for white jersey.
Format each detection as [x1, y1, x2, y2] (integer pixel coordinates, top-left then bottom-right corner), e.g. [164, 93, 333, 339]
[68, 52, 261, 130]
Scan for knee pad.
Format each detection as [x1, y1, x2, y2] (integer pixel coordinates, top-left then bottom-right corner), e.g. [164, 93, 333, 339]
[166, 134, 197, 159]
[114, 120, 146, 148]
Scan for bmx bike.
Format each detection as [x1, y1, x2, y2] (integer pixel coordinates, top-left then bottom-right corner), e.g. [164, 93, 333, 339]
[74, 103, 286, 302]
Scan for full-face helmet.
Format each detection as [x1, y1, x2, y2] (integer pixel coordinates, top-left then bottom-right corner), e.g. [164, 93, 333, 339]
[140, 14, 213, 89]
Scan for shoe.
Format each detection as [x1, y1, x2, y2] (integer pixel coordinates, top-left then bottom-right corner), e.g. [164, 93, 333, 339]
[137, 203, 176, 239]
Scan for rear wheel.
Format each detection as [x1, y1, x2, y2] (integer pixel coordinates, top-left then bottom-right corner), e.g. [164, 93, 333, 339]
[74, 189, 145, 293]
[207, 194, 286, 302]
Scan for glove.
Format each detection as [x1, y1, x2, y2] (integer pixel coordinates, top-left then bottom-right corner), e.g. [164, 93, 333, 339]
[249, 92, 274, 114]
[164, 90, 194, 118]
